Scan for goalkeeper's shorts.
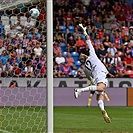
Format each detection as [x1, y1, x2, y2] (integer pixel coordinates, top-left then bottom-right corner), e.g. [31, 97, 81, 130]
[93, 72, 108, 87]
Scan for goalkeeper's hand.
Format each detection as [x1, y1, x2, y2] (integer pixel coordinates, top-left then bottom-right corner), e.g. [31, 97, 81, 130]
[79, 23, 87, 36]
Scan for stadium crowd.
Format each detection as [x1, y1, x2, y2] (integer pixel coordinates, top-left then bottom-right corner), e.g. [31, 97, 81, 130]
[0, 0, 133, 78]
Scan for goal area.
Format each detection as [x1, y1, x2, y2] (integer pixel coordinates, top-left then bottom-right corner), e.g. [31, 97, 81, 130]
[0, 0, 50, 132]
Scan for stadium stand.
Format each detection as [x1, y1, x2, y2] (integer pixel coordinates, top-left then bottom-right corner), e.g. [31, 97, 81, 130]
[0, 0, 133, 78]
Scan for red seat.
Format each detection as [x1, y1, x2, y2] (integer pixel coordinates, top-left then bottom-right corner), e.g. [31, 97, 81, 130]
[126, 70, 133, 78]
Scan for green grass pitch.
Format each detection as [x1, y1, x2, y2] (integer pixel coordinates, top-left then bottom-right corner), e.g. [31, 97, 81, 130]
[54, 107, 133, 133]
[0, 107, 133, 133]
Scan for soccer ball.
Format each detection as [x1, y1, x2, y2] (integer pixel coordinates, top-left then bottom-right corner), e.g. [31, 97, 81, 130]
[29, 8, 40, 19]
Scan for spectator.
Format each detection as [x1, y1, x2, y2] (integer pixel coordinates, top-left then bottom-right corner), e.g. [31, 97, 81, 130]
[77, 64, 86, 78]
[39, 34, 46, 53]
[58, 33, 66, 43]
[1, 61, 13, 77]
[55, 51, 65, 65]
[14, 15, 21, 25]
[115, 61, 126, 77]
[67, 35, 76, 53]
[14, 20, 23, 32]
[109, 10, 116, 22]
[111, 52, 122, 67]
[93, 33, 103, 50]
[40, 63, 46, 77]
[97, 43, 107, 61]
[120, 27, 129, 40]
[3, 36, 11, 47]
[33, 43, 43, 58]
[122, 2, 132, 14]
[66, 52, 76, 70]
[113, 2, 121, 17]
[123, 54, 133, 70]
[22, 34, 29, 50]
[53, 41, 61, 56]
[16, 44, 24, 59]
[94, 16, 103, 30]
[24, 17, 35, 32]
[31, 55, 38, 68]
[73, 26, 81, 40]
[103, 52, 113, 66]
[30, 34, 39, 46]
[24, 63, 35, 77]
[103, 35, 111, 50]
[110, 19, 120, 31]
[61, 61, 72, 77]
[0, 50, 9, 65]
[81, 7, 88, 20]
[81, 44, 90, 56]
[9, 51, 19, 65]
[125, 10, 133, 27]
[90, 9, 97, 22]
[76, 35, 86, 53]
[12, 34, 22, 48]
[38, 8, 46, 21]
[107, 43, 117, 57]
[124, 41, 132, 56]
[56, 9, 64, 25]
[53, 62, 63, 77]
[34, 65, 41, 77]
[22, 53, 31, 66]
[13, 63, 21, 77]
[62, 1, 71, 13]
[10, 26, 17, 38]
[112, 32, 124, 51]
[117, 13, 126, 26]
[7, 44, 14, 55]
[103, 17, 112, 34]
[122, 35, 129, 45]
[73, 8, 82, 25]
[19, 60, 26, 76]
[38, 55, 46, 68]
[38, 19, 47, 33]
[65, 11, 73, 26]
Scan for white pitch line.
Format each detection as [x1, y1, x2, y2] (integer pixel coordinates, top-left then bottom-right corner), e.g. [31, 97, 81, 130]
[0, 129, 13, 133]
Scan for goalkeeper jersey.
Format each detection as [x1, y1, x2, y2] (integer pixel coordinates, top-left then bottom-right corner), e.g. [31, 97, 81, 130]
[84, 39, 108, 79]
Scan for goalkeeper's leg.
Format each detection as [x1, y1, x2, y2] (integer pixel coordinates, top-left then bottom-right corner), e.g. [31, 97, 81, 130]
[97, 93, 111, 123]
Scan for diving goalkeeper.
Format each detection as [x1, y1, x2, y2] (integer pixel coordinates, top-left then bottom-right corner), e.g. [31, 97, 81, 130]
[74, 23, 111, 123]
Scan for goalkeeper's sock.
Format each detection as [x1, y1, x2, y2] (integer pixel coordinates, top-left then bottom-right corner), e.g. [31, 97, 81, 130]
[88, 98, 92, 106]
[78, 85, 97, 92]
[98, 100, 104, 111]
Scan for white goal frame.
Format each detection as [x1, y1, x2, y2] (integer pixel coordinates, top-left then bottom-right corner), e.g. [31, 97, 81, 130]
[47, 0, 53, 133]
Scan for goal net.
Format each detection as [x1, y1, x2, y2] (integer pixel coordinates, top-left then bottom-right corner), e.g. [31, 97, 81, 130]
[0, 0, 47, 133]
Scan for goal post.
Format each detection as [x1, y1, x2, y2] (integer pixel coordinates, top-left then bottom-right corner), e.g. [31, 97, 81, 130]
[0, 0, 53, 132]
[46, 0, 53, 133]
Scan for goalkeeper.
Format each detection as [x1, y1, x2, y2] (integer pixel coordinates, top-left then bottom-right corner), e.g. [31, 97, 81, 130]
[80, 54, 110, 107]
[74, 23, 111, 123]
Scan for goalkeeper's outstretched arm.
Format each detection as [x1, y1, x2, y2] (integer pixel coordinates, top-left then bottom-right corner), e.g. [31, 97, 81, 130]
[79, 23, 90, 40]
[79, 23, 96, 56]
